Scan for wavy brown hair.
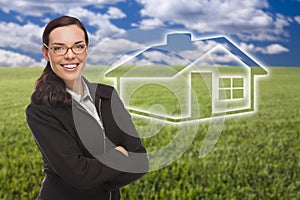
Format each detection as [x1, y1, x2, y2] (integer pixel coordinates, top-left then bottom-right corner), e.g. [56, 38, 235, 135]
[31, 16, 89, 106]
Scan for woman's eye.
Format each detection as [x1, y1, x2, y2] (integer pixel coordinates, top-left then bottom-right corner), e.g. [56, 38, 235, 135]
[75, 44, 85, 49]
[53, 46, 64, 51]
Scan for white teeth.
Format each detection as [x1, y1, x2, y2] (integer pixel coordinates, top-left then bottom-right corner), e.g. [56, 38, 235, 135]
[63, 64, 77, 69]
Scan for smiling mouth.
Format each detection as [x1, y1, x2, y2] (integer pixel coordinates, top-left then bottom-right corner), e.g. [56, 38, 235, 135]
[61, 64, 78, 69]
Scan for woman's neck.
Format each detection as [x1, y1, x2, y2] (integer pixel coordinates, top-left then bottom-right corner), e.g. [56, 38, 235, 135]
[65, 77, 84, 96]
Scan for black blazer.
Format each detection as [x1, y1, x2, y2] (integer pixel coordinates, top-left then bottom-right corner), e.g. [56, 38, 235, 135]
[26, 80, 148, 200]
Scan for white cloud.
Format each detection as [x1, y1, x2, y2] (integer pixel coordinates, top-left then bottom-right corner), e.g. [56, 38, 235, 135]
[15, 15, 24, 23]
[193, 45, 242, 65]
[0, 21, 42, 54]
[139, 18, 164, 27]
[295, 16, 300, 25]
[99, 36, 239, 67]
[0, 1, 293, 67]
[263, 44, 289, 54]
[0, 49, 41, 67]
[179, 40, 219, 61]
[124, 57, 155, 66]
[106, 7, 126, 19]
[88, 38, 144, 65]
[136, 0, 290, 42]
[0, 0, 125, 16]
[142, 50, 188, 66]
[0, 6, 126, 55]
[240, 42, 289, 54]
[67, 7, 125, 43]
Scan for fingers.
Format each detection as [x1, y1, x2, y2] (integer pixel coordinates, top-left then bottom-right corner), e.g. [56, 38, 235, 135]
[114, 146, 129, 157]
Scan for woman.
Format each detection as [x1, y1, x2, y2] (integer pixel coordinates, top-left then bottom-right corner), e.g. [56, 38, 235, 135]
[26, 16, 148, 200]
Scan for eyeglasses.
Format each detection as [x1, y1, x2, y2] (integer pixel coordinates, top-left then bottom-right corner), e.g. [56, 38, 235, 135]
[43, 43, 87, 56]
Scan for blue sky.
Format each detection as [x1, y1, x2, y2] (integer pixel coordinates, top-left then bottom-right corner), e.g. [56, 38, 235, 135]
[0, 0, 299, 67]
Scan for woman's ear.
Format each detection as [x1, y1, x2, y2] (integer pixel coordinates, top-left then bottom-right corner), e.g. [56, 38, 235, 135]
[42, 46, 49, 61]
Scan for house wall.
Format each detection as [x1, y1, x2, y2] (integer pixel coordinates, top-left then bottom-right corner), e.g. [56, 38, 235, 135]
[119, 76, 192, 120]
[190, 72, 213, 119]
[116, 65, 251, 121]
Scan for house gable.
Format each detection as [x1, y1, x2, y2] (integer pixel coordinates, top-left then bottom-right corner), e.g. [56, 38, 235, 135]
[105, 33, 267, 79]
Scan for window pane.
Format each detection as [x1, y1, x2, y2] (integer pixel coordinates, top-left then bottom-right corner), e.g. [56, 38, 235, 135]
[233, 78, 244, 87]
[219, 89, 231, 100]
[232, 89, 244, 99]
[219, 78, 231, 88]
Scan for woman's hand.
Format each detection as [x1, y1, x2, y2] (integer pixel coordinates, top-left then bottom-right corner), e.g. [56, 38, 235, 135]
[114, 146, 129, 157]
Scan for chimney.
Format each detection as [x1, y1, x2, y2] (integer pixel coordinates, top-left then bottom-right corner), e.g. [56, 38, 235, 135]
[167, 33, 192, 45]
[165, 33, 193, 51]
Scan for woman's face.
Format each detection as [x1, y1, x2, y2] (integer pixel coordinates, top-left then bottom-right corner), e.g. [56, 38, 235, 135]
[42, 24, 88, 89]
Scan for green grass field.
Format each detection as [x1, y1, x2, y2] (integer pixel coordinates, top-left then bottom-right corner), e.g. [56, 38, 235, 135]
[0, 67, 299, 199]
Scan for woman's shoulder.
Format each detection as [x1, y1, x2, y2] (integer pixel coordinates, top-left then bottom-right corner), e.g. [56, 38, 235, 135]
[26, 102, 50, 112]
[25, 103, 53, 122]
[26, 101, 69, 118]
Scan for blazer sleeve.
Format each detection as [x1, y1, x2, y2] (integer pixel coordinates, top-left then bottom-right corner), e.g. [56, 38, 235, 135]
[26, 103, 134, 191]
[101, 89, 149, 191]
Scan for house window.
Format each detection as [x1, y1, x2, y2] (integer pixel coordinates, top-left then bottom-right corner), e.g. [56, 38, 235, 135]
[219, 77, 244, 100]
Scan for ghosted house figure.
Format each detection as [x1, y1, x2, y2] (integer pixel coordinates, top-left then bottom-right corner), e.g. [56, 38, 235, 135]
[106, 33, 268, 123]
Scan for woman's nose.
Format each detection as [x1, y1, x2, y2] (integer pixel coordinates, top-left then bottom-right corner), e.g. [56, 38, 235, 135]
[64, 48, 76, 59]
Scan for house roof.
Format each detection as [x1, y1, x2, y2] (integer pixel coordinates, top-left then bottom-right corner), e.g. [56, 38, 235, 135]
[105, 33, 268, 78]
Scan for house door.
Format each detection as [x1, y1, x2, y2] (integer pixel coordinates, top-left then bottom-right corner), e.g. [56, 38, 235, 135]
[191, 72, 213, 119]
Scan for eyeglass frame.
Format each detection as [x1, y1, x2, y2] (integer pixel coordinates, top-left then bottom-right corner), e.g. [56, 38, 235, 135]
[43, 42, 88, 56]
